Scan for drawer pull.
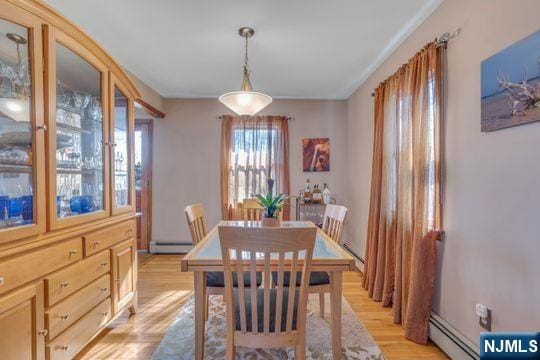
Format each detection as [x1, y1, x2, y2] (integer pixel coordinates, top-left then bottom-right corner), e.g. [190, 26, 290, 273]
[38, 329, 48, 336]
[60, 281, 70, 288]
[68, 249, 78, 256]
[93, 240, 101, 246]
[58, 345, 70, 351]
[100, 287, 108, 292]
[125, 229, 133, 235]
[101, 311, 108, 316]
[100, 262, 108, 267]
[60, 314, 70, 320]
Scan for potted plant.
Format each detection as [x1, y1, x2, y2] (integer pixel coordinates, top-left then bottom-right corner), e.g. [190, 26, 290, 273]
[255, 179, 288, 227]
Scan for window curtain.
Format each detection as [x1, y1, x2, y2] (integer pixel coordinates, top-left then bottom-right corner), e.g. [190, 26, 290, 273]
[220, 115, 290, 220]
[362, 41, 443, 344]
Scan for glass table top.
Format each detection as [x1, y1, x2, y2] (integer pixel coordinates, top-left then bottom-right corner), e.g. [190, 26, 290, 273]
[192, 221, 346, 260]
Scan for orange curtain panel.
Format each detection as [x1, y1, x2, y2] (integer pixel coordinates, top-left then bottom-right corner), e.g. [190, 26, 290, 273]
[362, 41, 444, 344]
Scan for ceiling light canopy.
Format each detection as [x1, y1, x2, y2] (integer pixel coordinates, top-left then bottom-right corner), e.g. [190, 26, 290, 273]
[219, 27, 272, 116]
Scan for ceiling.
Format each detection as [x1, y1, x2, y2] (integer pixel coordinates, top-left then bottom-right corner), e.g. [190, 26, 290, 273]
[44, 0, 442, 100]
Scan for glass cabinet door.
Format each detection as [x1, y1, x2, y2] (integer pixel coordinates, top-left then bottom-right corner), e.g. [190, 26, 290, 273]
[48, 29, 109, 229]
[0, 9, 45, 242]
[111, 79, 133, 214]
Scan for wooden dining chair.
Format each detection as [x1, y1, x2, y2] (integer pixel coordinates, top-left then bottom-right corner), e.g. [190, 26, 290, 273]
[219, 225, 316, 360]
[184, 203, 207, 245]
[184, 203, 262, 320]
[322, 204, 348, 244]
[242, 198, 283, 221]
[273, 204, 349, 318]
[242, 198, 264, 220]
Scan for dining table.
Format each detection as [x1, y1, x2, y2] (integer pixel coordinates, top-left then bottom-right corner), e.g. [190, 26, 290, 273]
[181, 220, 356, 359]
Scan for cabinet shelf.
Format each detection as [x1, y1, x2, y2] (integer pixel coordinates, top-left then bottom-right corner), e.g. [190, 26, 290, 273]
[57, 167, 102, 175]
[0, 163, 32, 173]
[56, 122, 91, 134]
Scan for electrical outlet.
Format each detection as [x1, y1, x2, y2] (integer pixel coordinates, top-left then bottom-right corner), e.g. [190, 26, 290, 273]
[476, 304, 492, 331]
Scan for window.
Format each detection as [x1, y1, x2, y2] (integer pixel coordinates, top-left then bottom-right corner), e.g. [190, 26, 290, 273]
[220, 115, 290, 219]
[230, 126, 278, 202]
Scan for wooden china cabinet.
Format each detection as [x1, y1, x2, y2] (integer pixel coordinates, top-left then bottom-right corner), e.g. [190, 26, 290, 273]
[0, 1, 140, 359]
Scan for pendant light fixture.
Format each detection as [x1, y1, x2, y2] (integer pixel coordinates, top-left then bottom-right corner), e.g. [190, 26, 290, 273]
[219, 27, 272, 116]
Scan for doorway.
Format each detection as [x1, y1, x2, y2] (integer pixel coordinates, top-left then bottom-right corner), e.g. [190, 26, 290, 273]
[135, 120, 153, 251]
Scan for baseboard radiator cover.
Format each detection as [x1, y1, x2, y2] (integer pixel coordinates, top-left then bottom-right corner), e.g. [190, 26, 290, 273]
[429, 312, 480, 360]
[150, 241, 193, 254]
[342, 243, 365, 272]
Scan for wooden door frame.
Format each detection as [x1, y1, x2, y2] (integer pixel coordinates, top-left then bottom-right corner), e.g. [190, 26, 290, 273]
[135, 119, 153, 250]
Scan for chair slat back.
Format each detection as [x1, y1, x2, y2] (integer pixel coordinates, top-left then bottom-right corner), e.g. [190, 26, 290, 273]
[242, 198, 284, 221]
[322, 204, 348, 243]
[184, 203, 207, 245]
[242, 198, 264, 221]
[219, 226, 316, 338]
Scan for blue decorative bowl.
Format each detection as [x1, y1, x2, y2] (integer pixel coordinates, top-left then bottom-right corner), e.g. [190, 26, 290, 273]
[70, 195, 95, 214]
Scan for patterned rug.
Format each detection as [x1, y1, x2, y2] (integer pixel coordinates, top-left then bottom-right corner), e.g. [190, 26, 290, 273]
[152, 293, 385, 359]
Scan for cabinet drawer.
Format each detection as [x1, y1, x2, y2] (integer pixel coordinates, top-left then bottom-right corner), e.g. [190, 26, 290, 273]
[45, 251, 110, 306]
[46, 298, 111, 360]
[83, 220, 135, 256]
[46, 274, 110, 340]
[0, 238, 82, 295]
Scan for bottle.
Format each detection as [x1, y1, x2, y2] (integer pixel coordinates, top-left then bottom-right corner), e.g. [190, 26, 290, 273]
[303, 179, 312, 203]
[322, 183, 331, 205]
[312, 184, 322, 203]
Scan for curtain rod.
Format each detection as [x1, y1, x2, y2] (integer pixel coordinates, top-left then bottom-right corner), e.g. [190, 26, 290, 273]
[217, 116, 295, 121]
[370, 28, 461, 97]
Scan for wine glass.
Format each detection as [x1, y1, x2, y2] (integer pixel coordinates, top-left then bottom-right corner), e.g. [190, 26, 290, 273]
[73, 91, 90, 115]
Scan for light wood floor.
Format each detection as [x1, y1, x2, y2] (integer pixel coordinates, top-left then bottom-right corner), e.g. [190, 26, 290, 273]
[76, 254, 449, 359]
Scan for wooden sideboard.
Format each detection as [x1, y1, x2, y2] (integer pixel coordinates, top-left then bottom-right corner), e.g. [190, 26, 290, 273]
[0, 1, 141, 358]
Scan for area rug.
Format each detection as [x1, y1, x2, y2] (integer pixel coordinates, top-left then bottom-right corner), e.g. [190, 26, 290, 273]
[152, 293, 384, 359]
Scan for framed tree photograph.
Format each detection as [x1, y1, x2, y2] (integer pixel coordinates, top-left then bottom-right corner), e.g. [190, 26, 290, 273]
[481, 30, 540, 132]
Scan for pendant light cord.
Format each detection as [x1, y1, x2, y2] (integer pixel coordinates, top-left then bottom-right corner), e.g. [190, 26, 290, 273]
[244, 34, 249, 71]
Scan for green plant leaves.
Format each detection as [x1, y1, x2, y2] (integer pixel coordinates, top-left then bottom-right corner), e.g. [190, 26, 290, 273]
[254, 193, 289, 218]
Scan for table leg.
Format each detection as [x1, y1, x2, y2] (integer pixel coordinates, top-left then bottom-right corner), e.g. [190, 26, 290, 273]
[194, 271, 206, 360]
[330, 271, 342, 359]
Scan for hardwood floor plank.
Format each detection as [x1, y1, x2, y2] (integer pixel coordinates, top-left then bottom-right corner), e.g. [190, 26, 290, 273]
[76, 254, 448, 359]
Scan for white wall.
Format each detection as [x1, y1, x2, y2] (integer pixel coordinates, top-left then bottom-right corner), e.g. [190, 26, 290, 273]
[152, 98, 347, 244]
[346, 0, 540, 345]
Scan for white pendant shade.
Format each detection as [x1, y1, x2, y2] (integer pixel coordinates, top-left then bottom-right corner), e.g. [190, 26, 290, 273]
[0, 98, 30, 122]
[219, 91, 272, 116]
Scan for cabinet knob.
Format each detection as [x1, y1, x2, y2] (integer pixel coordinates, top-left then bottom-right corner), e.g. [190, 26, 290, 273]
[99, 287, 108, 292]
[36, 125, 48, 131]
[101, 311, 108, 316]
[68, 249, 78, 256]
[93, 240, 101, 246]
[60, 281, 70, 288]
[125, 229, 133, 235]
[100, 262, 108, 267]
[38, 329, 48, 336]
[58, 345, 70, 351]
[60, 314, 70, 320]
